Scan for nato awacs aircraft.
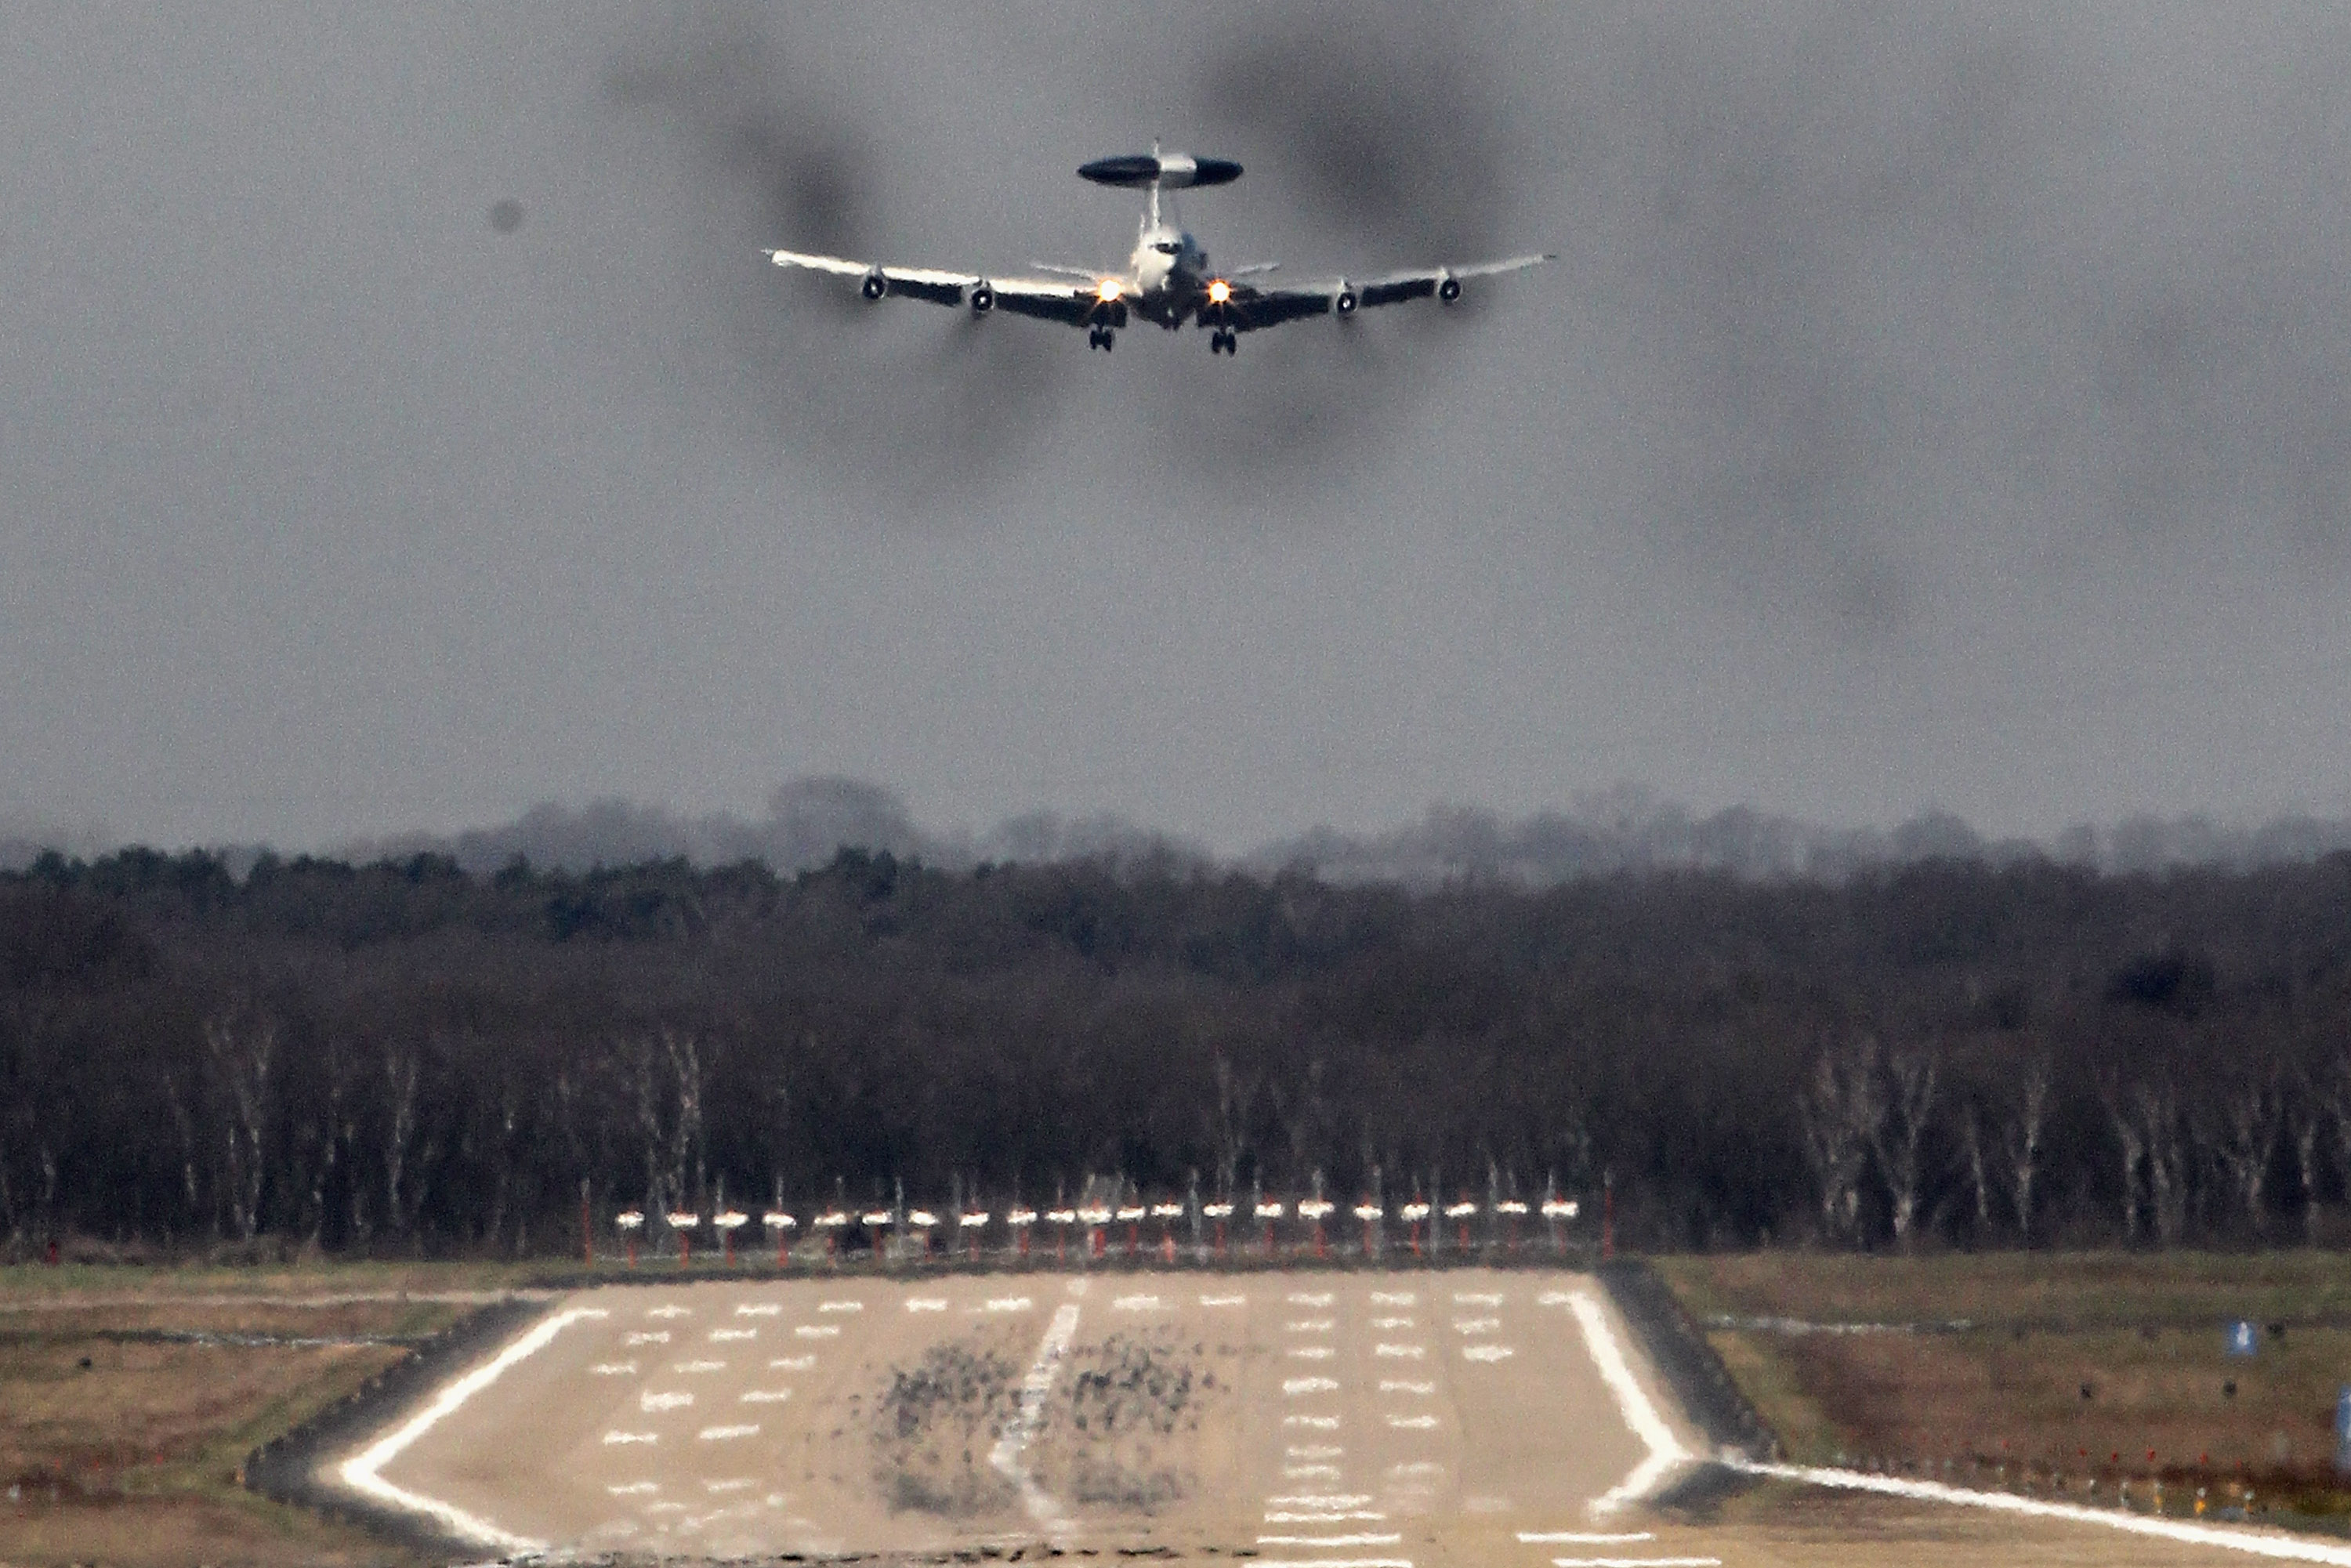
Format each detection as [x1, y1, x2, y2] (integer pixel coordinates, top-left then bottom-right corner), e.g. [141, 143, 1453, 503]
[763, 148, 1551, 355]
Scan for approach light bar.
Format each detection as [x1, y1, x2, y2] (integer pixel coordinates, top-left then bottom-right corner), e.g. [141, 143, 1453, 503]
[1541, 1198, 1579, 1219]
[1298, 1199, 1335, 1220]
[616, 1209, 646, 1231]
[665, 1210, 700, 1230]
[713, 1210, 748, 1231]
[763, 1211, 796, 1229]
[1202, 1202, 1235, 1219]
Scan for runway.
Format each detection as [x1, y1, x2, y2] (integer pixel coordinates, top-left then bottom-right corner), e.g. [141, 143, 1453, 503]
[332, 1268, 1702, 1565]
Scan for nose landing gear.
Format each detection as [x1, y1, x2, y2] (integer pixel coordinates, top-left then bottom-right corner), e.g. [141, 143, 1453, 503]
[1208, 329, 1237, 357]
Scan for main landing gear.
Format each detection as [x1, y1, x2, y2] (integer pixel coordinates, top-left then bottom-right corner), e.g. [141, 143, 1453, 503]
[1088, 328, 1117, 351]
[1208, 329, 1237, 357]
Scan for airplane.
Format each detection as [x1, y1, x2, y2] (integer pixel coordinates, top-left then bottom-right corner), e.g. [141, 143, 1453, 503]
[763, 148, 1551, 356]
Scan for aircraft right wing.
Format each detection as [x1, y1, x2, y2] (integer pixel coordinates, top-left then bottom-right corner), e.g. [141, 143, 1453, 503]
[1215, 253, 1555, 332]
[766, 248, 1100, 327]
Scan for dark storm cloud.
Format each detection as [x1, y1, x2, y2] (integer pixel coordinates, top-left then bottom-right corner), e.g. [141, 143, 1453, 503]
[600, 8, 1068, 501]
[1570, 4, 2351, 628]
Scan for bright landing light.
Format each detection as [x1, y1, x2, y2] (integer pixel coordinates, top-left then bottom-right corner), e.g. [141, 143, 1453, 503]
[1096, 277, 1124, 302]
[1207, 278, 1232, 304]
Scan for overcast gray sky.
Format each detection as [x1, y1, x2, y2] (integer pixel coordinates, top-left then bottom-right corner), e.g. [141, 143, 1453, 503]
[5, 2, 2350, 856]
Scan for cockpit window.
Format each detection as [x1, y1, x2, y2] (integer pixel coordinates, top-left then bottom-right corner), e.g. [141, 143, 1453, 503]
[1154, 241, 1181, 255]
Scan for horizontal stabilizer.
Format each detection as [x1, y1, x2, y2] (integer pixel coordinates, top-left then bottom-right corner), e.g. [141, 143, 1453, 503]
[1078, 152, 1242, 190]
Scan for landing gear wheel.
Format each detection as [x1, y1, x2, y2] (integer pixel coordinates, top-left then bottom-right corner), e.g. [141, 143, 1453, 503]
[1218, 330, 1238, 356]
[1088, 328, 1106, 350]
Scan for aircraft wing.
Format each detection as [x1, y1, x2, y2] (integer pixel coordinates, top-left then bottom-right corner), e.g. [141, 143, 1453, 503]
[766, 249, 1096, 325]
[1221, 253, 1554, 331]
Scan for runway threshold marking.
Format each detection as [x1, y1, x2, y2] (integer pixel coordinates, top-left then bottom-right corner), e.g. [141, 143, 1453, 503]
[336, 1304, 609, 1554]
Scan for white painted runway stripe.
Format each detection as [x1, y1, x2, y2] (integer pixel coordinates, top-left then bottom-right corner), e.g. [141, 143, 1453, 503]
[589, 1360, 636, 1375]
[1380, 1379, 1434, 1394]
[602, 1431, 656, 1445]
[985, 1296, 1034, 1312]
[1371, 1316, 1414, 1329]
[1114, 1294, 1165, 1311]
[1264, 1511, 1387, 1523]
[1289, 1345, 1336, 1360]
[710, 1327, 756, 1341]
[1284, 1376, 1341, 1393]
[1267, 1494, 1371, 1506]
[647, 1304, 691, 1318]
[1453, 1292, 1502, 1305]
[1386, 1414, 1439, 1429]
[672, 1358, 726, 1372]
[697, 1422, 758, 1440]
[1258, 1535, 1402, 1547]
[1550, 1558, 1719, 1567]
[623, 1331, 669, 1345]
[1454, 1317, 1500, 1334]
[1727, 1457, 2351, 1563]
[768, 1354, 816, 1371]
[1565, 1291, 1689, 1515]
[817, 1299, 863, 1312]
[606, 1481, 658, 1495]
[1520, 1534, 1654, 1544]
[740, 1389, 792, 1403]
[794, 1324, 840, 1338]
[1371, 1291, 1415, 1305]
[1284, 1414, 1341, 1429]
[339, 1304, 607, 1552]
[907, 1297, 947, 1312]
[991, 1299, 1082, 1536]
[1375, 1343, 1425, 1358]
[734, 1302, 781, 1316]
[1201, 1293, 1247, 1306]
[1285, 1464, 1344, 1479]
[639, 1390, 693, 1411]
[1288, 1444, 1345, 1458]
[1463, 1345, 1516, 1362]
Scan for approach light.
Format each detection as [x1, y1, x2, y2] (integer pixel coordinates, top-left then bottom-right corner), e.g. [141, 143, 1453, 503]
[1078, 1204, 1114, 1226]
[1255, 1201, 1285, 1220]
[861, 1209, 895, 1227]
[1096, 277, 1124, 302]
[1399, 1202, 1431, 1222]
[763, 1211, 795, 1230]
[1150, 1203, 1185, 1220]
[1207, 278, 1232, 305]
[665, 1210, 701, 1231]
[813, 1210, 849, 1229]
[1496, 1200, 1529, 1217]
[1353, 1204, 1384, 1222]
[1298, 1199, 1335, 1220]
[1541, 1198, 1578, 1219]
[1007, 1208, 1039, 1227]
[1116, 1205, 1147, 1222]
[1202, 1202, 1235, 1219]
[960, 1211, 991, 1228]
[1444, 1202, 1478, 1220]
[616, 1209, 646, 1231]
[714, 1210, 748, 1232]
[1045, 1208, 1078, 1226]
[908, 1210, 939, 1229]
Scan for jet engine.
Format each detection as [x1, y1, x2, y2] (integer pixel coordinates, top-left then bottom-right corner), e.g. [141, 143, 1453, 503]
[861, 271, 887, 301]
[1335, 285, 1359, 317]
[1437, 274, 1462, 303]
[969, 281, 994, 314]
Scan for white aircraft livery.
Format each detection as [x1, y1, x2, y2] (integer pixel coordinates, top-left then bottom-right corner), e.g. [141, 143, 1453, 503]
[764, 147, 1551, 355]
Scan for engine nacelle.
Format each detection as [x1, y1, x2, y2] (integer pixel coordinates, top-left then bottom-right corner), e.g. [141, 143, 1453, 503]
[861, 271, 887, 301]
[969, 281, 994, 314]
[1334, 285, 1359, 317]
[1437, 273, 1462, 304]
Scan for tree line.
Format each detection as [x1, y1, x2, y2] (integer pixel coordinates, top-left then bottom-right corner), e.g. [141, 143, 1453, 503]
[2, 843, 2349, 1259]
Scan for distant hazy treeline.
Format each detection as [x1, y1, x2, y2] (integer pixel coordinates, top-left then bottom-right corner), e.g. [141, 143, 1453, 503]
[2, 844, 2349, 1258]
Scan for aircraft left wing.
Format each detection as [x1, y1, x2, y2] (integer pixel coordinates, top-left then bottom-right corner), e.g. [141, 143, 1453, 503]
[765, 248, 1096, 325]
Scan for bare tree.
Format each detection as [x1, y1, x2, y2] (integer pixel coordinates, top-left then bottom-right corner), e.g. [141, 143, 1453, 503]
[1962, 1103, 1994, 1240]
[382, 1039, 422, 1239]
[2096, 1071, 2145, 1246]
[2208, 1070, 2280, 1242]
[202, 1009, 277, 1241]
[2136, 1081, 2190, 1247]
[1799, 1042, 1879, 1246]
[2292, 1086, 2324, 1247]
[2001, 1056, 2052, 1245]
[1872, 1045, 1939, 1251]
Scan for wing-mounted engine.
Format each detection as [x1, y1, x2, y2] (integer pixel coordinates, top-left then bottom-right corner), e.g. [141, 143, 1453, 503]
[1078, 152, 1242, 190]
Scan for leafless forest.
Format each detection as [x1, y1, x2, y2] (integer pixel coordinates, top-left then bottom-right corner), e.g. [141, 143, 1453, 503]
[3, 845, 2349, 1258]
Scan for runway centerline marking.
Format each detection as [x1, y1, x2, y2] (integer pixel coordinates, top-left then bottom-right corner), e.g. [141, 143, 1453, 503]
[1520, 1534, 1656, 1544]
[336, 1303, 607, 1554]
[1264, 1511, 1387, 1523]
[602, 1430, 656, 1445]
[990, 1299, 1082, 1538]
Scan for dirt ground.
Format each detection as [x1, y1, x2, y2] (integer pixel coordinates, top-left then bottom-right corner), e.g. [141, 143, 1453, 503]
[1658, 1251, 2351, 1518]
[0, 1267, 520, 1568]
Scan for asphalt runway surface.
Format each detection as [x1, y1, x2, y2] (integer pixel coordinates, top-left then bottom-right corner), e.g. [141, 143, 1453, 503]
[343, 1267, 1719, 1563]
[338, 1269, 2311, 1567]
